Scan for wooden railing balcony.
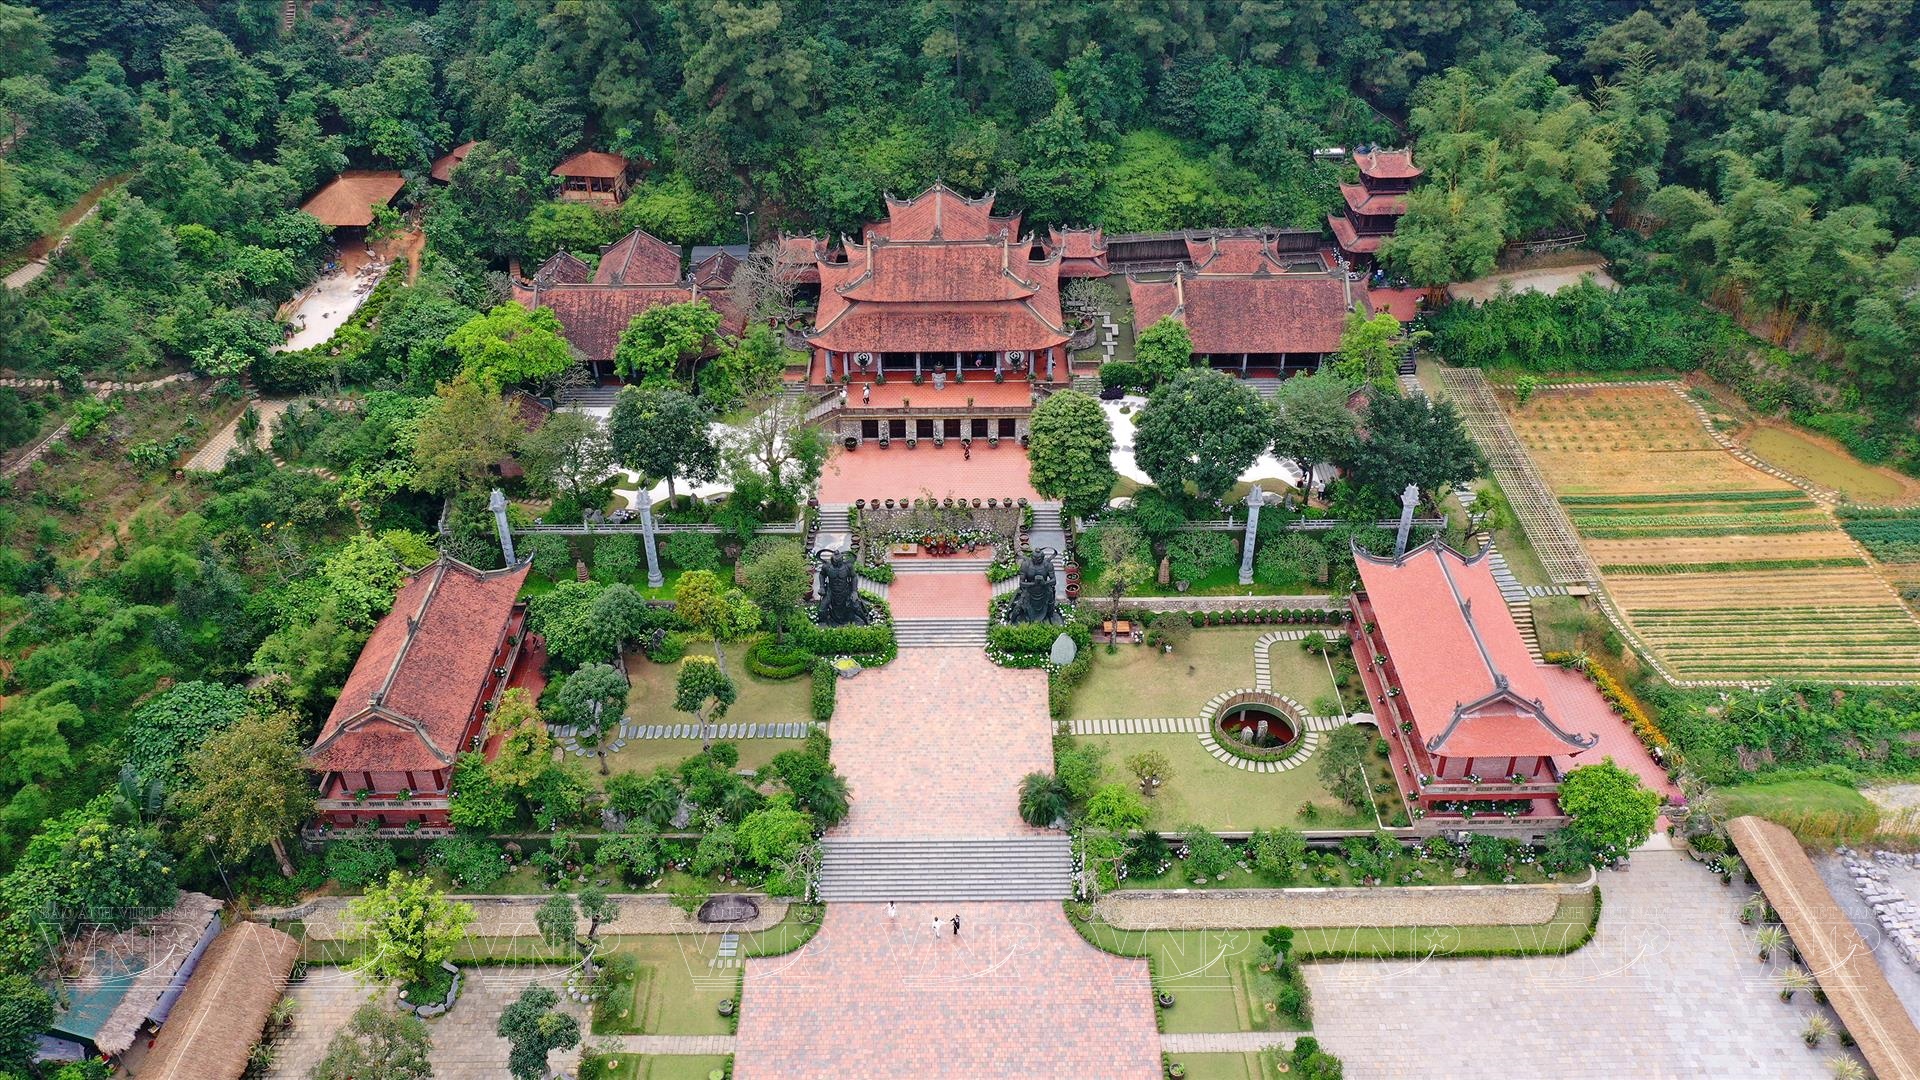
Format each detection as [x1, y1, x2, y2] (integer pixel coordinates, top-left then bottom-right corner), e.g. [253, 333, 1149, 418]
[317, 796, 450, 811]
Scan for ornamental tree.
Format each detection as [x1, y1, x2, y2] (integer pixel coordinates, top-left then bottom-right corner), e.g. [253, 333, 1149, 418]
[555, 663, 628, 775]
[1344, 392, 1483, 514]
[497, 986, 580, 1080]
[536, 885, 619, 974]
[347, 871, 475, 987]
[674, 655, 738, 747]
[19, 798, 177, 930]
[612, 299, 724, 384]
[1027, 389, 1117, 519]
[312, 1001, 434, 1080]
[1018, 772, 1070, 827]
[1270, 371, 1358, 497]
[1134, 315, 1195, 386]
[606, 384, 718, 505]
[411, 376, 524, 496]
[518, 410, 615, 504]
[1558, 757, 1661, 859]
[1132, 368, 1271, 504]
[740, 545, 811, 643]
[1330, 309, 1410, 391]
[487, 688, 552, 790]
[444, 303, 575, 394]
[673, 570, 760, 640]
[176, 711, 316, 877]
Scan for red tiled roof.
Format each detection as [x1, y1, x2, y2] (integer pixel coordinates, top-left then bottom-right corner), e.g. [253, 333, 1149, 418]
[778, 235, 828, 283]
[1329, 214, 1385, 254]
[307, 559, 531, 774]
[809, 303, 1067, 354]
[553, 150, 630, 179]
[1127, 271, 1350, 355]
[692, 249, 741, 287]
[828, 241, 1046, 304]
[1354, 148, 1421, 180]
[594, 228, 683, 285]
[1355, 542, 1600, 761]
[532, 251, 591, 287]
[867, 183, 1020, 243]
[523, 284, 741, 364]
[1185, 235, 1285, 274]
[299, 171, 405, 228]
[1340, 183, 1409, 216]
[430, 140, 477, 183]
[1048, 227, 1107, 259]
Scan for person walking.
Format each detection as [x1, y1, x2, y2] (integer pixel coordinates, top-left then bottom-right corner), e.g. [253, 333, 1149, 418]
[887, 900, 897, 920]
[862, 383, 870, 405]
[951, 914, 961, 937]
[932, 915, 941, 939]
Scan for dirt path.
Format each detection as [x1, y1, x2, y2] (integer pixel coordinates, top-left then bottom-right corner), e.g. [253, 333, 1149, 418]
[1, 173, 131, 288]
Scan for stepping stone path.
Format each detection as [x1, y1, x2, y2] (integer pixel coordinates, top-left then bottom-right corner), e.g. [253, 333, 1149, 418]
[710, 932, 741, 970]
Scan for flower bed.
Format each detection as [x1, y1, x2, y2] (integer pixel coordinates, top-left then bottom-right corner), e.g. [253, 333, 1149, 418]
[1543, 651, 1671, 753]
[1209, 692, 1308, 763]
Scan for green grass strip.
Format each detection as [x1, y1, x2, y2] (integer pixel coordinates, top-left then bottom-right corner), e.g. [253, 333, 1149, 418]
[1600, 558, 1867, 575]
[1581, 524, 1834, 539]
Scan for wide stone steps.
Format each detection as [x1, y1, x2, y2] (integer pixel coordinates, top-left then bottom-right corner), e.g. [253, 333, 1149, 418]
[557, 384, 622, 408]
[1245, 377, 1283, 400]
[818, 836, 1073, 901]
[1070, 375, 1102, 395]
[892, 557, 993, 573]
[893, 618, 988, 647]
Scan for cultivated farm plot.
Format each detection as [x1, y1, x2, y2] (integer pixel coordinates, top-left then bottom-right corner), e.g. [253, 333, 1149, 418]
[1509, 386, 1920, 682]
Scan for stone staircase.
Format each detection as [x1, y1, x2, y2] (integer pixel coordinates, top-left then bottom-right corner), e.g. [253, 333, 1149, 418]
[1070, 374, 1102, 395]
[817, 836, 1073, 901]
[893, 556, 993, 574]
[1245, 376, 1283, 400]
[892, 616, 989, 648]
[1486, 549, 1541, 658]
[557, 384, 621, 408]
[815, 504, 852, 552]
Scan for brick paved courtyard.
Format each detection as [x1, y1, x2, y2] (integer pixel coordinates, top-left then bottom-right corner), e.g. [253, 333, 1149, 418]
[1306, 847, 1837, 1079]
[828, 648, 1052, 837]
[264, 965, 588, 1078]
[817, 443, 1041, 503]
[885, 567, 992, 618]
[735, 901, 1160, 1079]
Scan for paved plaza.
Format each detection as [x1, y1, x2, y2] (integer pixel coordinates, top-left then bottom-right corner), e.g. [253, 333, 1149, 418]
[827, 648, 1053, 838]
[816, 442, 1041, 503]
[735, 901, 1159, 1078]
[264, 965, 588, 1078]
[1306, 848, 1839, 1078]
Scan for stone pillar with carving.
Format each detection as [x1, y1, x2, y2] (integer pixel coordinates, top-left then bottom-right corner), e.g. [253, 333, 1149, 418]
[1238, 484, 1263, 585]
[489, 488, 516, 568]
[1394, 483, 1419, 558]
[638, 488, 665, 588]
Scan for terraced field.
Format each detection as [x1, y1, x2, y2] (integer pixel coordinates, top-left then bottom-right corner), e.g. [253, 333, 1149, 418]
[1509, 386, 1920, 683]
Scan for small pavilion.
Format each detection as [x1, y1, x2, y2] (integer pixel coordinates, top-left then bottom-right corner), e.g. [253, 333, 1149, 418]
[298, 170, 404, 236]
[552, 150, 633, 203]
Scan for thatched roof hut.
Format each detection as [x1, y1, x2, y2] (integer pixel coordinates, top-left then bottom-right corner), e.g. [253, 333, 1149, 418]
[47, 891, 222, 1059]
[139, 922, 300, 1080]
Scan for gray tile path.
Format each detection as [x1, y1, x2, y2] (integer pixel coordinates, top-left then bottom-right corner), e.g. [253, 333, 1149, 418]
[1306, 848, 1836, 1079]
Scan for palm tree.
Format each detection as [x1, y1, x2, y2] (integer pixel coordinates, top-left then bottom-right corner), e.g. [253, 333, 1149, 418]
[1801, 1016, 1832, 1048]
[636, 772, 683, 830]
[806, 771, 852, 827]
[1778, 967, 1815, 1002]
[1019, 772, 1070, 828]
[1753, 925, 1786, 962]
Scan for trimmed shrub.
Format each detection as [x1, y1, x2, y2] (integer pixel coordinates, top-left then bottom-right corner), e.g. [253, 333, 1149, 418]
[593, 534, 640, 582]
[326, 832, 397, 886]
[746, 638, 816, 679]
[430, 833, 507, 889]
[662, 531, 722, 572]
[1166, 531, 1236, 584]
[810, 658, 836, 722]
[1099, 362, 1145, 392]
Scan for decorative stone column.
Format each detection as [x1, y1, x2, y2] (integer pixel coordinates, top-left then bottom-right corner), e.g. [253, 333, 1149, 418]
[638, 488, 665, 588]
[489, 488, 516, 568]
[1238, 484, 1262, 586]
[1394, 483, 1419, 559]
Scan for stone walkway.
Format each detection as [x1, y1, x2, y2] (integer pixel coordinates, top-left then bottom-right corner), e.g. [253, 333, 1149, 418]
[1160, 1032, 1295, 1052]
[279, 893, 789, 941]
[1093, 881, 1580, 931]
[183, 398, 289, 472]
[734, 644, 1163, 1077]
[265, 965, 589, 1079]
[1305, 849, 1837, 1078]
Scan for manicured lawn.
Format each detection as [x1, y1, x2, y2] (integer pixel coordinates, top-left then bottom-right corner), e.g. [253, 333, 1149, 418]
[1070, 630, 1266, 720]
[1291, 889, 1598, 959]
[622, 647, 811, 736]
[1719, 779, 1881, 842]
[1081, 733, 1370, 832]
[1165, 1052, 1283, 1080]
[586, 1054, 732, 1080]
[1070, 924, 1303, 1035]
[597, 934, 739, 1035]
[1264, 641, 1349, 714]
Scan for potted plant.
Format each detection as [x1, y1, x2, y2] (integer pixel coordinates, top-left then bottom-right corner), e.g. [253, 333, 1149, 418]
[844, 435, 858, 450]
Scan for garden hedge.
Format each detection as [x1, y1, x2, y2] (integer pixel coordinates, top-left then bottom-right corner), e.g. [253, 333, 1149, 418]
[745, 639, 817, 680]
[810, 659, 836, 723]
